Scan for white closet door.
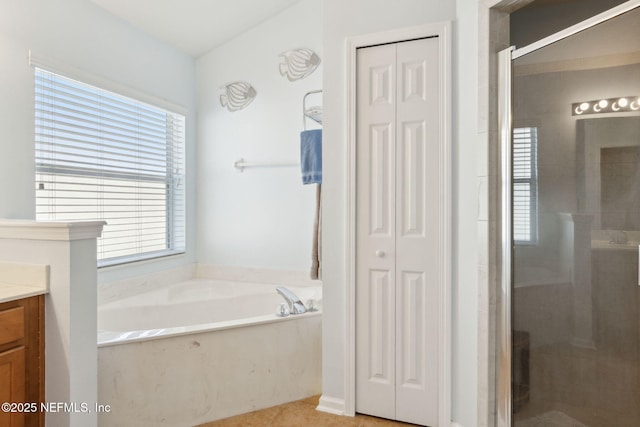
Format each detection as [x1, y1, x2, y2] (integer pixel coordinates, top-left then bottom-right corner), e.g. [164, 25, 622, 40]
[356, 41, 397, 420]
[356, 37, 440, 426]
[394, 37, 440, 426]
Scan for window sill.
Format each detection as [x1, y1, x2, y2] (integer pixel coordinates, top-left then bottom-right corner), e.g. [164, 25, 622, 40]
[97, 250, 186, 269]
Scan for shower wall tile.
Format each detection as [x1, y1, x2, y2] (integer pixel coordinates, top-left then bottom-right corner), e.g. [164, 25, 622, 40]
[592, 249, 639, 360]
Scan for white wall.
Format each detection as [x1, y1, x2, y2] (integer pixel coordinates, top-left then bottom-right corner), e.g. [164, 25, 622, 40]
[196, 0, 322, 272]
[321, 1, 479, 426]
[454, 1, 480, 426]
[0, 0, 197, 283]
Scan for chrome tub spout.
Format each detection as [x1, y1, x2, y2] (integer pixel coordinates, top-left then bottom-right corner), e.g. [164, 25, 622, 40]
[276, 286, 307, 315]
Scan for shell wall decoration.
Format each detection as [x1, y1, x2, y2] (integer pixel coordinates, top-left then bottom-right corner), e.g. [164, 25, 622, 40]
[220, 81, 257, 112]
[279, 48, 321, 82]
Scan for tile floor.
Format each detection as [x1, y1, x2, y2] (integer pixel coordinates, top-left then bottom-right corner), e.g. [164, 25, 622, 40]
[196, 395, 421, 427]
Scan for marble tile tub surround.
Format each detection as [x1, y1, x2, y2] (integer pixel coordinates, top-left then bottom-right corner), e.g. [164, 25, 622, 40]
[98, 310, 322, 427]
[0, 261, 49, 303]
[97, 263, 322, 426]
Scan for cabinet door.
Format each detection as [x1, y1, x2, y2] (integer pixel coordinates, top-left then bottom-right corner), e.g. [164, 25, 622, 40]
[0, 346, 26, 427]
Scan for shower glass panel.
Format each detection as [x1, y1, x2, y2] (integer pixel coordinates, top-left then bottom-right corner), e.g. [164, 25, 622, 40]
[511, 6, 640, 427]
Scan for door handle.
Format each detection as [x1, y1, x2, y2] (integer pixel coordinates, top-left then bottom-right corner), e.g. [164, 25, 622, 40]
[375, 250, 386, 258]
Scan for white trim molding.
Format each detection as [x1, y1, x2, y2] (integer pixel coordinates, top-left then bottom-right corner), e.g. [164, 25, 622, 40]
[345, 21, 452, 426]
[316, 395, 346, 416]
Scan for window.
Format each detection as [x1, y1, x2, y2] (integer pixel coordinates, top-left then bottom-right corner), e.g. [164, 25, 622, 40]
[513, 127, 538, 244]
[35, 68, 185, 266]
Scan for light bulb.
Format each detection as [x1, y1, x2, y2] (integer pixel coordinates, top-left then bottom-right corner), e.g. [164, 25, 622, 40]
[598, 99, 608, 108]
[594, 104, 601, 112]
[612, 102, 620, 111]
[575, 106, 583, 115]
[618, 98, 629, 107]
[631, 101, 639, 111]
[580, 102, 590, 111]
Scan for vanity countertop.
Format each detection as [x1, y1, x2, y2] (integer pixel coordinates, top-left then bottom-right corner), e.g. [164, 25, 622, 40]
[0, 282, 48, 303]
[0, 262, 49, 303]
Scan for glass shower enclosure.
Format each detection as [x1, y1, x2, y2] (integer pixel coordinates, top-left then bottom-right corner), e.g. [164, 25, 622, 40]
[499, 2, 640, 426]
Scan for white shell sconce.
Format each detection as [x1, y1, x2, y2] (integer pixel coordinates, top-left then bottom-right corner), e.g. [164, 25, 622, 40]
[220, 81, 257, 112]
[279, 48, 321, 82]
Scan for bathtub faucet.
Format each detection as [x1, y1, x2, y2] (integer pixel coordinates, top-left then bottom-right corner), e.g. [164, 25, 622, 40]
[276, 287, 307, 315]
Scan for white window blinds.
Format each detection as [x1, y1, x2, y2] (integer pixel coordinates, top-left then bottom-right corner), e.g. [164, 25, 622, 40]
[35, 67, 185, 266]
[513, 127, 538, 244]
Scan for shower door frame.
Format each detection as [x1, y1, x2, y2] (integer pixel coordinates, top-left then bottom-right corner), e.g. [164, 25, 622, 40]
[497, 2, 640, 426]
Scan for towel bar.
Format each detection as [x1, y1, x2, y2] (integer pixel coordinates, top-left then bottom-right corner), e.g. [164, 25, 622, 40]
[303, 89, 323, 129]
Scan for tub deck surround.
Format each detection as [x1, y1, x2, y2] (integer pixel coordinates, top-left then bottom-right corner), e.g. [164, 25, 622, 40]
[0, 261, 49, 303]
[99, 315, 322, 427]
[97, 270, 322, 427]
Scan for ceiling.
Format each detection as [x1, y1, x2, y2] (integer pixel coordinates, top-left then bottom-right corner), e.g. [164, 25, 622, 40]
[90, 0, 301, 57]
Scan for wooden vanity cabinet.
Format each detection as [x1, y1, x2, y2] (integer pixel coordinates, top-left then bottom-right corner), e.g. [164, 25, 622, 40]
[0, 295, 44, 427]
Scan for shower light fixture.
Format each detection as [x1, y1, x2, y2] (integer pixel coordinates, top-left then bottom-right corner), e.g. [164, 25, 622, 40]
[573, 96, 640, 116]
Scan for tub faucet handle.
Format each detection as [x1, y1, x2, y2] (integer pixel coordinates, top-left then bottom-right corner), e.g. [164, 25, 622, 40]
[276, 303, 290, 317]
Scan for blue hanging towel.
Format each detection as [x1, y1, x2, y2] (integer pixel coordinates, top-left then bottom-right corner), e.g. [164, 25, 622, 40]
[300, 129, 322, 184]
